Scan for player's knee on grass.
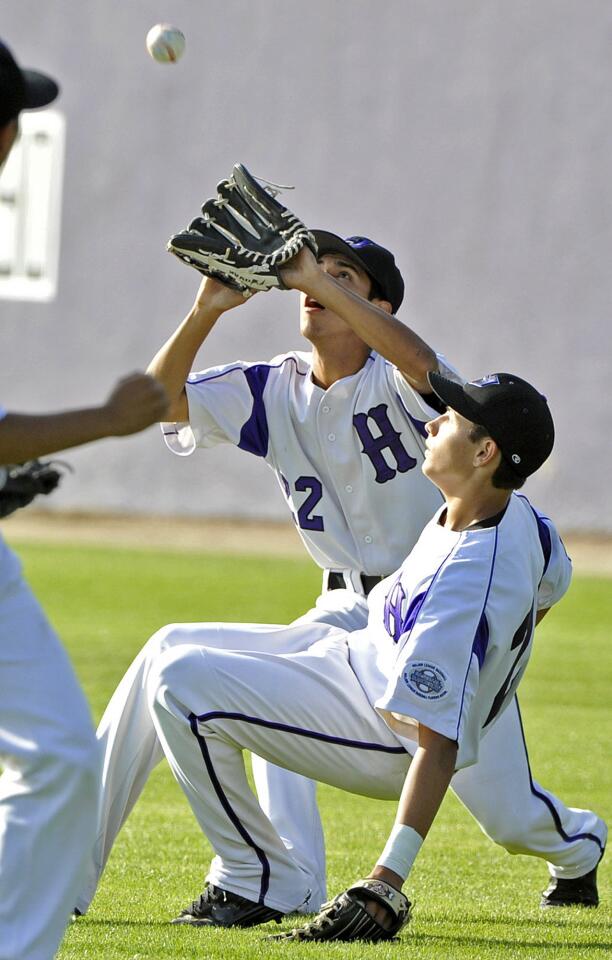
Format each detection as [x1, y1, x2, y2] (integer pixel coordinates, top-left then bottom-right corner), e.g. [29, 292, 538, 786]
[144, 623, 190, 661]
[142, 623, 225, 684]
[146, 643, 214, 724]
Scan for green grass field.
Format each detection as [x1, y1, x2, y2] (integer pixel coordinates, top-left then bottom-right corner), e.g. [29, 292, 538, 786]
[13, 540, 612, 959]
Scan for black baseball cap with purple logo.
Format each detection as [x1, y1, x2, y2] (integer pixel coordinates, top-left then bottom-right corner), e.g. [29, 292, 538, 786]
[428, 371, 555, 479]
[311, 231, 405, 314]
[0, 39, 59, 127]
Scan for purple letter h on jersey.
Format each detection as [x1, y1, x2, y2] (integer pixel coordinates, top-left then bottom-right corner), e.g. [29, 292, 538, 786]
[353, 404, 417, 483]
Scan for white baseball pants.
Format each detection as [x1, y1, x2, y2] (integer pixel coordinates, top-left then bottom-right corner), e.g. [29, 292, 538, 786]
[255, 589, 607, 903]
[76, 604, 606, 914]
[149, 627, 408, 911]
[0, 577, 99, 960]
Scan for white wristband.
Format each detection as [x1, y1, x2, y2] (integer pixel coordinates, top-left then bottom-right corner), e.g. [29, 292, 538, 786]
[376, 823, 423, 882]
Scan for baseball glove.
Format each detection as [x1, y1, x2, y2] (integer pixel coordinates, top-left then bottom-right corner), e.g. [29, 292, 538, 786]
[0, 459, 67, 519]
[167, 163, 317, 296]
[270, 878, 411, 942]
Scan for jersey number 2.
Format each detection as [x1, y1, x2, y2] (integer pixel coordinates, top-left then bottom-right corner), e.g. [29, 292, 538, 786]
[294, 476, 324, 531]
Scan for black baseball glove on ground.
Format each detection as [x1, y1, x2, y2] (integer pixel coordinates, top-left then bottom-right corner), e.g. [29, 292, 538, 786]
[0, 459, 66, 518]
[167, 163, 317, 295]
[270, 878, 411, 942]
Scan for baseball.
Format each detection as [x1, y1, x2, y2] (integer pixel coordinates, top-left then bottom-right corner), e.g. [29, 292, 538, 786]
[146, 23, 185, 63]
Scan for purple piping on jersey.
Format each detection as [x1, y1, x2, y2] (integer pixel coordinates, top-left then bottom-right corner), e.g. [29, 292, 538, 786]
[194, 710, 407, 753]
[387, 373, 435, 443]
[514, 699, 605, 855]
[184, 356, 309, 459]
[516, 495, 553, 575]
[400, 590, 427, 637]
[472, 613, 490, 669]
[396, 539, 459, 658]
[238, 364, 272, 457]
[188, 713, 272, 904]
[186, 355, 309, 388]
[454, 526, 498, 741]
[380, 358, 433, 439]
[395, 392, 429, 438]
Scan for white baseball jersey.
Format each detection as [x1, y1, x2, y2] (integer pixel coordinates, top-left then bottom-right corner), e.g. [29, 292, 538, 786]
[163, 350, 457, 575]
[348, 493, 572, 768]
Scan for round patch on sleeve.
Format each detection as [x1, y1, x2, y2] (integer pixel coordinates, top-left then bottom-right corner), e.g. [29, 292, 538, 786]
[403, 662, 450, 700]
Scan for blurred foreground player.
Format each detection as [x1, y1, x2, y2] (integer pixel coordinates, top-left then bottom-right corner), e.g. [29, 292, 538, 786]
[0, 39, 168, 960]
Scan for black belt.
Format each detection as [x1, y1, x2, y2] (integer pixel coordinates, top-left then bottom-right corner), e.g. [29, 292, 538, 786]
[327, 571, 385, 596]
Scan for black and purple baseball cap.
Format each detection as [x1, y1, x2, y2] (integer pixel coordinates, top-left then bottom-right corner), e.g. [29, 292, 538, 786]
[0, 39, 59, 127]
[428, 371, 555, 479]
[311, 231, 405, 313]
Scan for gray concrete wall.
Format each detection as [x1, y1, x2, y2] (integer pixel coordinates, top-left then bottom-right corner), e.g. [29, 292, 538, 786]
[2, 0, 611, 531]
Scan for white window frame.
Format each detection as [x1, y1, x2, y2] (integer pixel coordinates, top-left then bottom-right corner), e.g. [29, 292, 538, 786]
[0, 109, 65, 302]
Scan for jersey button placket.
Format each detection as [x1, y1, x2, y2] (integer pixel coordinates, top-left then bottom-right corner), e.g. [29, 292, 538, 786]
[317, 385, 367, 568]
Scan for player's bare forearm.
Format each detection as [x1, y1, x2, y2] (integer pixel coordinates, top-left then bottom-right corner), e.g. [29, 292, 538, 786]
[370, 724, 457, 892]
[0, 374, 168, 462]
[0, 409, 115, 462]
[148, 278, 246, 422]
[283, 251, 437, 392]
[395, 725, 457, 836]
[359, 726, 456, 930]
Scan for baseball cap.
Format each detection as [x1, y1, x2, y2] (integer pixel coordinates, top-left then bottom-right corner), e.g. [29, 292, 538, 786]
[311, 231, 405, 313]
[428, 371, 555, 479]
[0, 40, 59, 127]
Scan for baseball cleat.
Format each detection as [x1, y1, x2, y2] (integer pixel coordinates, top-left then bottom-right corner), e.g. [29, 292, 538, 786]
[540, 865, 599, 908]
[171, 882, 284, 927]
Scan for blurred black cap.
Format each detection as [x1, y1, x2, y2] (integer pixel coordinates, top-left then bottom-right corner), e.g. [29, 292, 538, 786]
[0, 39, 59, 127]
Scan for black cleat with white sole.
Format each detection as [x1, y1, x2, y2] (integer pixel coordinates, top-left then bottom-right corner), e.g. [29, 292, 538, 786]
[171, 883, 284, 928]
[540, 865, 599, 908]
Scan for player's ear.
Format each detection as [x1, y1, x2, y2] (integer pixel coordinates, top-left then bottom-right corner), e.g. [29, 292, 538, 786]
[371, 298, 393, 315]
[473, 437, 500, 470]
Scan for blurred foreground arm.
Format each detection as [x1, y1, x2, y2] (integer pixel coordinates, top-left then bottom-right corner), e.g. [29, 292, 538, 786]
[0, 373, 169, 464]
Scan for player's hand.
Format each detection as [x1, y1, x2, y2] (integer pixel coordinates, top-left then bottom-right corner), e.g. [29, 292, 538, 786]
[278, 244, 320, 292]
[363, 866, 404, 931]
[103, 373, 170, 435]
[362, 898, 395, 931]
[193, 275, 255, 314]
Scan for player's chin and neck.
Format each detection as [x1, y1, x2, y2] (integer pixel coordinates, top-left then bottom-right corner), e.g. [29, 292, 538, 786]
[424, 459, 512, 526]
[301, 309, 368, 352]
[423, 457, 475, 501]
